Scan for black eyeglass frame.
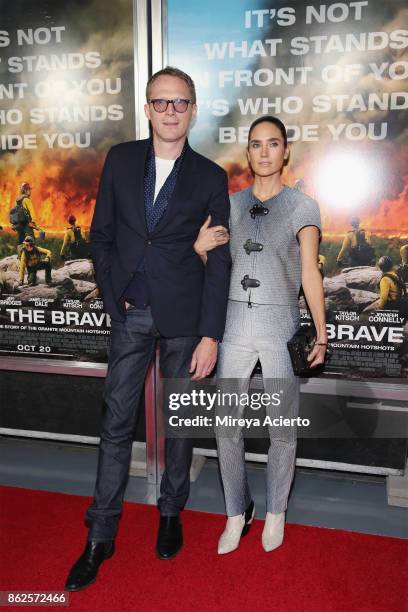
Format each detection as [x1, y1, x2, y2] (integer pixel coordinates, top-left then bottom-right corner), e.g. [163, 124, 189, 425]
[148, 98, 192, 113]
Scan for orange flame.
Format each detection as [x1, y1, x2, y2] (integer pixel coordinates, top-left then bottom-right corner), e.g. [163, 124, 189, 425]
[0, 148, 103, 234]
[1, 147, 407, 239]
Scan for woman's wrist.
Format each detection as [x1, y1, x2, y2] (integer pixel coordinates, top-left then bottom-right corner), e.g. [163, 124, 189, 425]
[194, 242, 208, 264]
[315, 326, 328, 343]
[193, 241, 205, 256]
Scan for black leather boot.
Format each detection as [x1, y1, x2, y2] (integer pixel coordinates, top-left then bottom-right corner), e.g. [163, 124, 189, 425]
[65, 540, 115, 591]
[156, 516, 182, 560]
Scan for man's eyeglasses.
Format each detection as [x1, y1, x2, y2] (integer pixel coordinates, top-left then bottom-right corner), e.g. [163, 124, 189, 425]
[148, 98, 192, 113]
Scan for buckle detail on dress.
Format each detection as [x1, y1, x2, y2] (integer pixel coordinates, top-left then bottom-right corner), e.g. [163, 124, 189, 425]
[243, 239, 263, 255]
[249, 204, 269, 219]
[241, 275, 260, 290]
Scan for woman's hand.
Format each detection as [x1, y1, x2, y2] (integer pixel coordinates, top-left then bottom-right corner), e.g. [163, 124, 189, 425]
[194, 215, 229, 260]
[307, 340, 328, 368]
[298, 225, 328, 368]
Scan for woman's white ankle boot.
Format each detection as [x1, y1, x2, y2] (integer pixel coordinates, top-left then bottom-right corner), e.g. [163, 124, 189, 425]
[218, 500, 255, 555]
[262, 512, 285, 552]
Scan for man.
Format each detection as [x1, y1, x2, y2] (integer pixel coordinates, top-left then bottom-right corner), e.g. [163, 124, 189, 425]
[318, 253, 326, 278]
[377, 255, 407, 316]
[399, 244, 408, 283]
[18, 236, 52, 286]
[9, 182, 40, 245]
[60, 215, 89, 260]
[337, 216, 375, 267]
[65, 67, 231, 591]
[401, 244, 408, 266]
[0, 225, 14, 259]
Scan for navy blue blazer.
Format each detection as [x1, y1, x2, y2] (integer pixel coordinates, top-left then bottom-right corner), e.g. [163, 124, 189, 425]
[90, 138, 231, 340]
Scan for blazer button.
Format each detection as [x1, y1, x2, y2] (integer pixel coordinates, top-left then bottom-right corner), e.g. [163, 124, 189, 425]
[147, 240, 152, 245]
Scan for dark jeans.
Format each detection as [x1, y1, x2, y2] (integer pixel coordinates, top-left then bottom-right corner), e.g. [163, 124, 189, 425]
[85, 305, 200, 541]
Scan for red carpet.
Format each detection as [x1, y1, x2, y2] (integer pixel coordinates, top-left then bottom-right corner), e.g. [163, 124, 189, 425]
[1, 486, 407, 612]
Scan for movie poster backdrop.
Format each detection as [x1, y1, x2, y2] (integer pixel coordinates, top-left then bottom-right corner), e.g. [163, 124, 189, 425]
[1, 0, 407, 380]
[166, 0, 408, 379]
[0, 0, 135, 364]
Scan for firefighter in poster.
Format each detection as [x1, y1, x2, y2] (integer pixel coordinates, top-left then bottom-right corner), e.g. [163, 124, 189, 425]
[18, 236, 52, 287]
[60, 215, 90, 260]
[9, 182, 40, 245]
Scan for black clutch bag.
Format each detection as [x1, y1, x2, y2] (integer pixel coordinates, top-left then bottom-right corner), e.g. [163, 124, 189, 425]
[287, 324, 326, 376]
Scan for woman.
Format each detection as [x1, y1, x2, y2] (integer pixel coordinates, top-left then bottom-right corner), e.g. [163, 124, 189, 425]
[194, 116, 327, 554]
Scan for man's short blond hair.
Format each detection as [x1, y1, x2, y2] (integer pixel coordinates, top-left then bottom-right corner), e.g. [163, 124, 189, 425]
[146, 67, 196, 104]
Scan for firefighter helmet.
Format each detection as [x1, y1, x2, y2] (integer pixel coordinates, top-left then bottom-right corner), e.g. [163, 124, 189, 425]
[377, 256, 393, 272]
[20, 182, 31, 193]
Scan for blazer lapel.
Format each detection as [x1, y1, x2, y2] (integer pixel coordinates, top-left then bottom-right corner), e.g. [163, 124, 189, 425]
[150, 143, 198, 235]
[126, 139, 150, 236]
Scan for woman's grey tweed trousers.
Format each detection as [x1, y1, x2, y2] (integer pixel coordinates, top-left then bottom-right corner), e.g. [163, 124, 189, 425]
[216, 300, 300, 516]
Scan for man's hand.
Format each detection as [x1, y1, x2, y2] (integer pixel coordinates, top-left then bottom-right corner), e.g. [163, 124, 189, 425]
[190, 337, 218, 380]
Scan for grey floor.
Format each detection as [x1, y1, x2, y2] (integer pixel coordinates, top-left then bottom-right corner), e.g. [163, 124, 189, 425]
[0, 436, 407, 539]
